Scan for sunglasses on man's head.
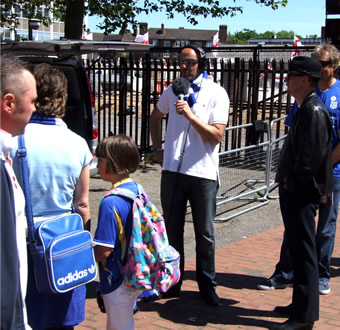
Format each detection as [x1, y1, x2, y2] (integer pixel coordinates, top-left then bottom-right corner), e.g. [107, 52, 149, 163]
[319, 60, 332, 67]
[179, 59, 199, 67]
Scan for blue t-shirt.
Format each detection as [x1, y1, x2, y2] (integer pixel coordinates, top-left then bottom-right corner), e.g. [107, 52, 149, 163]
[94, 180, 138, 294]
[12, 118, 92, 217]
[285, 80, 340, 177]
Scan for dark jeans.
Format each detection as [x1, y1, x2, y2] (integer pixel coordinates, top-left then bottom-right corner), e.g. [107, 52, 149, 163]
[273, 177, 340, 281]
[316, 176, 340, 279]
[161, 171, 218, 292]
[279, 184, 319, 323]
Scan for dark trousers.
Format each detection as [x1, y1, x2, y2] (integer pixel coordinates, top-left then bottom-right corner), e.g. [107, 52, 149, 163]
[279, 184, 319, 323]
[274, 177, 339, 281]
[161, 171, 218, 292]
[273, 230, 294, 279]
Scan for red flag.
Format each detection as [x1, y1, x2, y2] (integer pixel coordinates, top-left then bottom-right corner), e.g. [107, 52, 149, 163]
[134, 32, 149, 44]
[212, 32, 219, 48]
[291, 36, 302, 58]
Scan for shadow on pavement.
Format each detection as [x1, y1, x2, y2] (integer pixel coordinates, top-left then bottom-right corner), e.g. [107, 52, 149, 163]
[185, 270, 267, 290]
[137, 290, 281, 328]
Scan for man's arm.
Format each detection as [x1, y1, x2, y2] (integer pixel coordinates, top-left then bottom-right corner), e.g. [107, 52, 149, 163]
[175, 100, 226, 145]
[332, 142, 340, 165]
[284, 108, 331, 191]
[149, 107, 165, 165]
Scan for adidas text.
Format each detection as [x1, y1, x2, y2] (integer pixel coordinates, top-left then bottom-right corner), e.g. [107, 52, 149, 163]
[57, 269, 88, 286]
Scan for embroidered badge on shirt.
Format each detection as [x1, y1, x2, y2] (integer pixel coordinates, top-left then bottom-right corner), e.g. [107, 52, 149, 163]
[330, 96, 338, 110]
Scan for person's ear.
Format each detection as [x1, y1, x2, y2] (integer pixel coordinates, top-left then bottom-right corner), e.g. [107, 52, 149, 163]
[302, 75, 310, 84]
[1, 93, 16, 115]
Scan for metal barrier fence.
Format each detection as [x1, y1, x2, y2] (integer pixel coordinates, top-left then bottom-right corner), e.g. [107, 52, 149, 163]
[215, 116, 287, 222]
[85, 53, 296, 153]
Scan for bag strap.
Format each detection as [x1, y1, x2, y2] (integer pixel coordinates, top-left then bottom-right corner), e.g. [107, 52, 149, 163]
[17, 135, 36, 244]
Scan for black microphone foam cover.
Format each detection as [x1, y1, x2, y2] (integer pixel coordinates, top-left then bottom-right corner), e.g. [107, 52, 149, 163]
[172, 77, 190, 98]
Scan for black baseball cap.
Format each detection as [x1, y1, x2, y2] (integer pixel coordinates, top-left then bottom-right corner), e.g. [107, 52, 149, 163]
[289, 56, 322, 79]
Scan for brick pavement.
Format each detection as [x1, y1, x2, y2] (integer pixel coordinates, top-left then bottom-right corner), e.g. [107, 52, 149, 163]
[77, 224, 340, 329]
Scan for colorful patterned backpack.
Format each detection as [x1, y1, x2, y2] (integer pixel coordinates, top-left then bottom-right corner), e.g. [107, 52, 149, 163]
[105, 183, 180, 292]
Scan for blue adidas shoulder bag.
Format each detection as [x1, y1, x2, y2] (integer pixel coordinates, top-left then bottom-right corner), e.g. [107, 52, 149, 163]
[17, 135, 97, 294]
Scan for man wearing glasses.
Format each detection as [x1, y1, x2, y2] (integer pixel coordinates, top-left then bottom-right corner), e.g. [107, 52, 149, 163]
[149, 46, 229, 306]
[272, 56, 333, 329]
[258, 44, 340, 299]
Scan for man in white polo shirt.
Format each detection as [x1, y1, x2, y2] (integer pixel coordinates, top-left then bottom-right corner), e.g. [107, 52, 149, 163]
[150, 45, 229, 306]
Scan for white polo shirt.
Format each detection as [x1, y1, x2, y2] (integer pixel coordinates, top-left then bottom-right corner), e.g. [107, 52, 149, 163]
[157, 74, 230, 181]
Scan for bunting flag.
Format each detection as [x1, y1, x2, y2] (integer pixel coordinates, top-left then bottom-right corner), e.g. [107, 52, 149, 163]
[291, 35, 302, 58]
[134, 32, 149, 44]
[162, 58, 168, 68]
[260, 62, 287, 80]
[212, 32, 219, 48]
[82, 32, 93, 40]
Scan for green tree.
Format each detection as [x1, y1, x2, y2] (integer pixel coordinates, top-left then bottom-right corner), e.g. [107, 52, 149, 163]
[275, 30, 295, 38]
[1, 0, 288, 40]
[229, 28, 259, 44]
[259, 30, 276, 39]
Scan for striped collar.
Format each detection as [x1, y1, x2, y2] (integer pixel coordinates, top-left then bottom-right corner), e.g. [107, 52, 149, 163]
[29, 113, 66, 127]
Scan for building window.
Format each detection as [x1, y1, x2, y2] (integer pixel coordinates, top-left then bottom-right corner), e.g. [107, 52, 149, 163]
[163, 40, 171, 47]
[0, 4, 11, 17]
[163, 52, 170, 58]
[37, 6, 43, 16]
[14, 4, 21, 15]
[175, 40, 190, 47]
[22, 8, 29, 18]
[0, 28, 11, 40]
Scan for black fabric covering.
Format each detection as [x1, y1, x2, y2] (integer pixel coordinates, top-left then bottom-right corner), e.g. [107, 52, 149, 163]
[247, 120, 268, 145]
[1, 160, 25, 329]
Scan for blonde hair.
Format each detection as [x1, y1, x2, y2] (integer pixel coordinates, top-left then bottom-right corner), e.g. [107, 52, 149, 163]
[312, 42, 340, 68]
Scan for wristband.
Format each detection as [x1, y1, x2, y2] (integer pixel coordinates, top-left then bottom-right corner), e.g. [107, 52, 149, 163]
[153, 148, 163, 153]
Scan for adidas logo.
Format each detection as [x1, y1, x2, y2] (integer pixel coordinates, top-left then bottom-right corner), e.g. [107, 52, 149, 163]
[88, 264, 96, 274]
[57, 264, 95, 286]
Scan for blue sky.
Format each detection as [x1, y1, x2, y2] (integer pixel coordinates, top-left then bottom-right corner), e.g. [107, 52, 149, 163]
[87, 0, 328, 38]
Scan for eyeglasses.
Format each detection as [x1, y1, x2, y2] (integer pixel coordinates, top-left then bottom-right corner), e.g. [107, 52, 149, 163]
[319, 60, 332, 67]
[179, 59, 199, 67]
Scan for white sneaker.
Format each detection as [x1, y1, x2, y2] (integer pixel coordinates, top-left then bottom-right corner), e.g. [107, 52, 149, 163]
[319, 278, 330, 295]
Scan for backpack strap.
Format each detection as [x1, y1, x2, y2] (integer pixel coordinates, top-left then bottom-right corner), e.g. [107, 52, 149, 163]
[102, 182, 148, 205]
[106, 187, 138, 201]
[101, 184, 145, 271]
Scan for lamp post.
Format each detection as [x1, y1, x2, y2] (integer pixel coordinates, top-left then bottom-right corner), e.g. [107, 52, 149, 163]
[28, 19, 40, 40]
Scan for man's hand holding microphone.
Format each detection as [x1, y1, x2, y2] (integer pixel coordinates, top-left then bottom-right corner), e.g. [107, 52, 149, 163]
[172, 77, 193, 119]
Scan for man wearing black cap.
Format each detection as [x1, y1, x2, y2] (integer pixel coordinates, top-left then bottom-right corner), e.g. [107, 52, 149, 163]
[258, 43, 340, 297]
[272, 56, 333, 329]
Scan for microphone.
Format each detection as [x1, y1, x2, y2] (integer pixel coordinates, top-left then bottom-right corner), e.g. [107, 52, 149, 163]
[172, 77, 190, 100]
